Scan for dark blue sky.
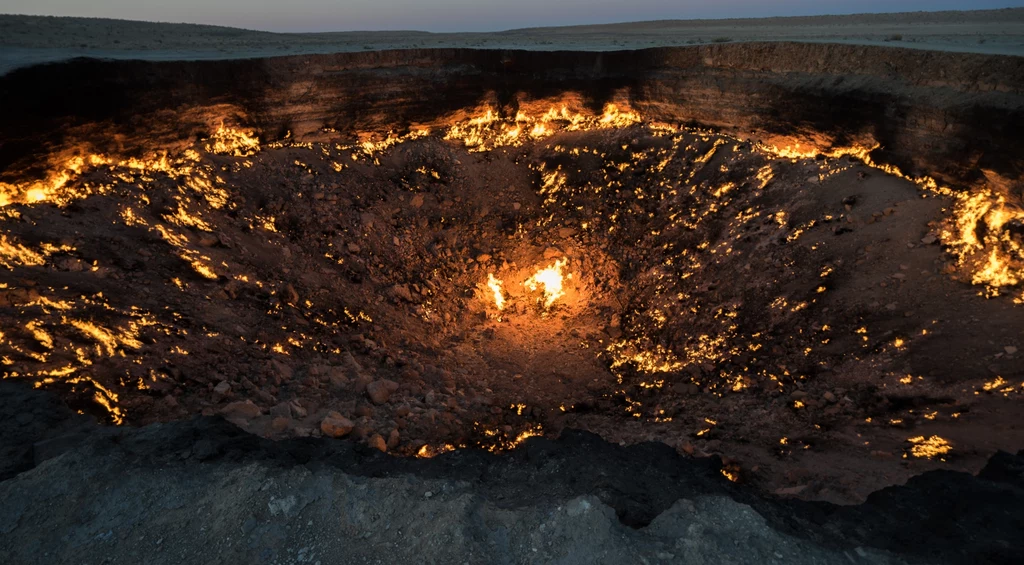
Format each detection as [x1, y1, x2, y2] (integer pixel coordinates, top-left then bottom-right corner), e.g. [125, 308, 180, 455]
[3, 0, 1022, 32]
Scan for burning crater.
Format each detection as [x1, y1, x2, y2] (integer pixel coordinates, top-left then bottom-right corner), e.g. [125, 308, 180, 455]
[2, 46, 1024, 501]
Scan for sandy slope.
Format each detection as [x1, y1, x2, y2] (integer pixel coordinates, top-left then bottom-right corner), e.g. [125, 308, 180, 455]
[1, 8, 1023, 74]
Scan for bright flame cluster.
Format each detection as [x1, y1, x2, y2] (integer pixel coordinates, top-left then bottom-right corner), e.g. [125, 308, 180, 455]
[906, 435, 953, 459]
[524, 259, 568, 309]
[445, 104, 641, 152]
[487, 273, 505, 311]
[942, 191, 1024, 299]
[206, 125, 261, 157]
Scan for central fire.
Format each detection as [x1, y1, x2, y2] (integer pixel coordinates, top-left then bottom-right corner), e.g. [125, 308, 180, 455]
[524, 259, 568, 309]
[484, 258, 573, 314]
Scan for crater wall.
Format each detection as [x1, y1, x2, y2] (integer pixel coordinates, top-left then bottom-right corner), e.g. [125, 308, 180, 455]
[2, 43, 1023, 191]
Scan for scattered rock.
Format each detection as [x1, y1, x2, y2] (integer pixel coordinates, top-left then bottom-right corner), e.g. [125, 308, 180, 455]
[282, 284, 299, 305]
[409, 194, 425, 208]
[213, 381, 231, 395]
[355, 404, 374, 418]
[220, 400, 261, 421]
[320, 413, 354, 438]
[198, 233, 219, 247]
[327, 366, 349, 388]
[775, 485, 808, 496]
[269, 402, 292, 418]
[289, 400, 307, 419]
[271, 416, 291, 433]
[367, 379, 399, 405]
[389, 284, 414, 303]
[368, 433, 387, 452]
[921, 233, 938, 245]
[1006, 346, 1018, 355]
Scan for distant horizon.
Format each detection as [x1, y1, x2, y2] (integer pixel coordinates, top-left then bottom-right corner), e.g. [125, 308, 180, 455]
[1, 1, 1021, 33]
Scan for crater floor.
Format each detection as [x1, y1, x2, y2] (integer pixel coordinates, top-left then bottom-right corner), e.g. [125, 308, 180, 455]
[2, 115, 1023, 503]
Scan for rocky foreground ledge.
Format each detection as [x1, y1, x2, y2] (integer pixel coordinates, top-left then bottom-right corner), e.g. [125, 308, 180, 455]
[0, 380, 1021, 564]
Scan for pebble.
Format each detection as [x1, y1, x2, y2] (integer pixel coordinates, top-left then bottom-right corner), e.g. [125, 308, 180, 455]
[213, 381, 231, 395]
[1006, 346, 1018, 355]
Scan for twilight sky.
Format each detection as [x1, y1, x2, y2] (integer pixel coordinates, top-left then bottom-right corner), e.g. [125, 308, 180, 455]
[1, 0, 1021, 32]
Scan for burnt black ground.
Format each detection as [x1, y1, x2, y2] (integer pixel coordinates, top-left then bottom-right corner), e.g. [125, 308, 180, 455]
[2, 379, 1022, 564]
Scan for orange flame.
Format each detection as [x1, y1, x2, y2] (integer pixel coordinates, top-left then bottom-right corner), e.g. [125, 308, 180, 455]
[486, 273, 505, 310]
[524, 259, 567, 309]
